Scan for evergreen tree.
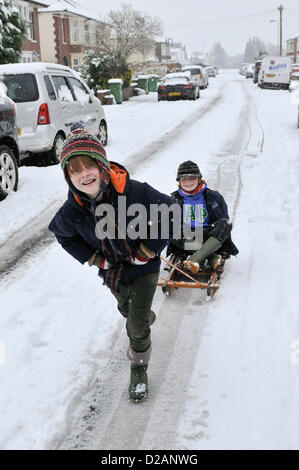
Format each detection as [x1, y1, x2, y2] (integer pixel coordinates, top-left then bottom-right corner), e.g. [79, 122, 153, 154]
[244, 37, 266, 62]
[0, 0, 27, 64]
[80, 50, 132, 91]
[209, 43, 228, 68]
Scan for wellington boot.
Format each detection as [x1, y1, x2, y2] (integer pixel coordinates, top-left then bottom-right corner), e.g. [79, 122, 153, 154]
[188, 236, 222, 265]
[128, 364, 148, 402]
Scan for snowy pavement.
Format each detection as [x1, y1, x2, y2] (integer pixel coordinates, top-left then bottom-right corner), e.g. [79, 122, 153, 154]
[1, 70, 299, 450]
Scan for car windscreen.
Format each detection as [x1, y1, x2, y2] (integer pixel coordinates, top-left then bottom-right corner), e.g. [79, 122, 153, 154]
[163, 77, 189, 85]
[0, 73, 39, 102]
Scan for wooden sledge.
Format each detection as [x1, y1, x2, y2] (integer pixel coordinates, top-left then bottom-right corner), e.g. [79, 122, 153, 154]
[158, 254, 225, 297]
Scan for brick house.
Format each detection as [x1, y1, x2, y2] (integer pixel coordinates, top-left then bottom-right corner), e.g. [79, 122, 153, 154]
[13, 0, 48, 62]
[38, 0, 99, 68]
[286, 36, 299, 64]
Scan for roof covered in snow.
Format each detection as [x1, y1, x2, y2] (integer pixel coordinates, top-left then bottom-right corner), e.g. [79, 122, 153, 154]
[39, 0, 100, 21]
[27, 0, 49, 7]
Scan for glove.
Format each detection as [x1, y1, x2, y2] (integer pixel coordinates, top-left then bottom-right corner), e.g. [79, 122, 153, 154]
[88, 251, 109, 270]
[130, 252, 150, 266]
[100, 264, 123, 293]
[130, 242, 156, 266]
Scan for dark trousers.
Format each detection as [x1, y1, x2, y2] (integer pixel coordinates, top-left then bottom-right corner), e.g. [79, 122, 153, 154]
[111, 271, 159, 352]
[168, 218, 232, 255]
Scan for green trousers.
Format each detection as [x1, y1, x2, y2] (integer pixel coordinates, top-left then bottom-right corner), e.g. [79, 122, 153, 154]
[111, 271, 159, 352]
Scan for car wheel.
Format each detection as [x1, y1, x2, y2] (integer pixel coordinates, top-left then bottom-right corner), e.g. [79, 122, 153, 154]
[46, 133, 65, 165]
[98, 121, 108, 146]
[0, 145, 19, 201]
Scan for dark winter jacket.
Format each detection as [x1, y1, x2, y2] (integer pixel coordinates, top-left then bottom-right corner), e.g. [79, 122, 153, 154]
[49, 162, 175, 290]
[170, 187, 239, 256]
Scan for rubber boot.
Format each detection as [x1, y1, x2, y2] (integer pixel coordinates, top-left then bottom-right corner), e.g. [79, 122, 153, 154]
[150, 310, 156, 326]
[128, 364, 148, 402]
[184, 236, 222, 274]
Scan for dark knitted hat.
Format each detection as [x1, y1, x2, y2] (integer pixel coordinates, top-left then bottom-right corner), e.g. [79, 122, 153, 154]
[176, 160, 202, 181]
[60, 122, 110, 196]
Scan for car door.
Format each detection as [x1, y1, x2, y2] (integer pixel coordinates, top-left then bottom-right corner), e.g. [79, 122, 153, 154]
[50, 74, 82, 134]
[66, 76, 99, 135]
[0, 72, 39, 153]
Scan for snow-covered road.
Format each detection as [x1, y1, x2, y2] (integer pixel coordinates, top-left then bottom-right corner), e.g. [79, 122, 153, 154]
[1, 70, 299, 450]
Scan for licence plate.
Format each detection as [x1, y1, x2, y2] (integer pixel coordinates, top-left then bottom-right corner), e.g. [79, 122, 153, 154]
[266, 74, 275, 78]
[168, 92, 181, 96]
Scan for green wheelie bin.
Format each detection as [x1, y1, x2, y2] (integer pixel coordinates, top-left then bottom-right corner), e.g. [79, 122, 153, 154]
[108, 78, 123, 104]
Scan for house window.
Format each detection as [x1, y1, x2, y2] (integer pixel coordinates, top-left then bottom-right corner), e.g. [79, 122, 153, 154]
[72, 58, 80, 70]
[89, 23, 96, 45]
[84, 23, 90, 44]
[17, 3, 35, 41]
[70, 19, 79, 43]
[28, 10, 35, 41]
[62, 18, 67, 43]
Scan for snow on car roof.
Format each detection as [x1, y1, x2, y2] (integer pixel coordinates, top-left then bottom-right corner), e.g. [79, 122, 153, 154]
[182, 65, 203, 70]
[0, 62, 79, 77]
[163, 71, 191, 80]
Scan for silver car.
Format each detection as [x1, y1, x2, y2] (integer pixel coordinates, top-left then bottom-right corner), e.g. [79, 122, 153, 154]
[0, 63, 108, 164]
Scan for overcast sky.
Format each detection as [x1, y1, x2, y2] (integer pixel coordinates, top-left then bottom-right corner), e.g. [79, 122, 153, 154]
[80, 0, 299, 56]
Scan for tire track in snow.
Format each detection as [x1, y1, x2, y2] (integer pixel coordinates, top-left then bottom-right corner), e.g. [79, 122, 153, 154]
[213, 79, 265, 223]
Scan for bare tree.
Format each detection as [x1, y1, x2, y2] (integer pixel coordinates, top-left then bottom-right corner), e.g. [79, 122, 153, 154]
[95, 3, 163, 60]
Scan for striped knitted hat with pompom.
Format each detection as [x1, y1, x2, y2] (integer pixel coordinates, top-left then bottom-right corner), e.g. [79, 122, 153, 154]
[60, 122, 110, 191]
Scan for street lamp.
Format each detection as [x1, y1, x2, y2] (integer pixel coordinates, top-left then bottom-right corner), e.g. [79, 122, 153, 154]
[270, 20, 279, 55]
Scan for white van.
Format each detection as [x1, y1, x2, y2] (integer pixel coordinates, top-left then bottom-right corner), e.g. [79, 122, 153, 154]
[0, 63, 108, 163]
[258, 56, 291, 89]
[182, 65, 209, 89]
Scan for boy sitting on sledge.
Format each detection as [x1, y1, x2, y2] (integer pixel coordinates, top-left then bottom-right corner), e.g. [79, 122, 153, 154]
[168, 160, 239, 273]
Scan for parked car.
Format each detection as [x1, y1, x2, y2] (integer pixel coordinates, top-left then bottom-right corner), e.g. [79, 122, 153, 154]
[158, 72, 200, 101]
[239, 63, 250, 75]
[253, 60, 262, 83]
[205, 66, 216, 77]
[181, 65, 208, 89]
[0, 81, 19, 201]
[0, 63, 108, 164]
[245, 64, 255, 78]
[258, 56, 291, 89]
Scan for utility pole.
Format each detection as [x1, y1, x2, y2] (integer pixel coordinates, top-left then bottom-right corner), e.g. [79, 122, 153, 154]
[278, 4, 284, 56]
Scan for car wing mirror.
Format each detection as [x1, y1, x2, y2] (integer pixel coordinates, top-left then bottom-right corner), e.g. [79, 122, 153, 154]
[89, 90, 94, 103]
